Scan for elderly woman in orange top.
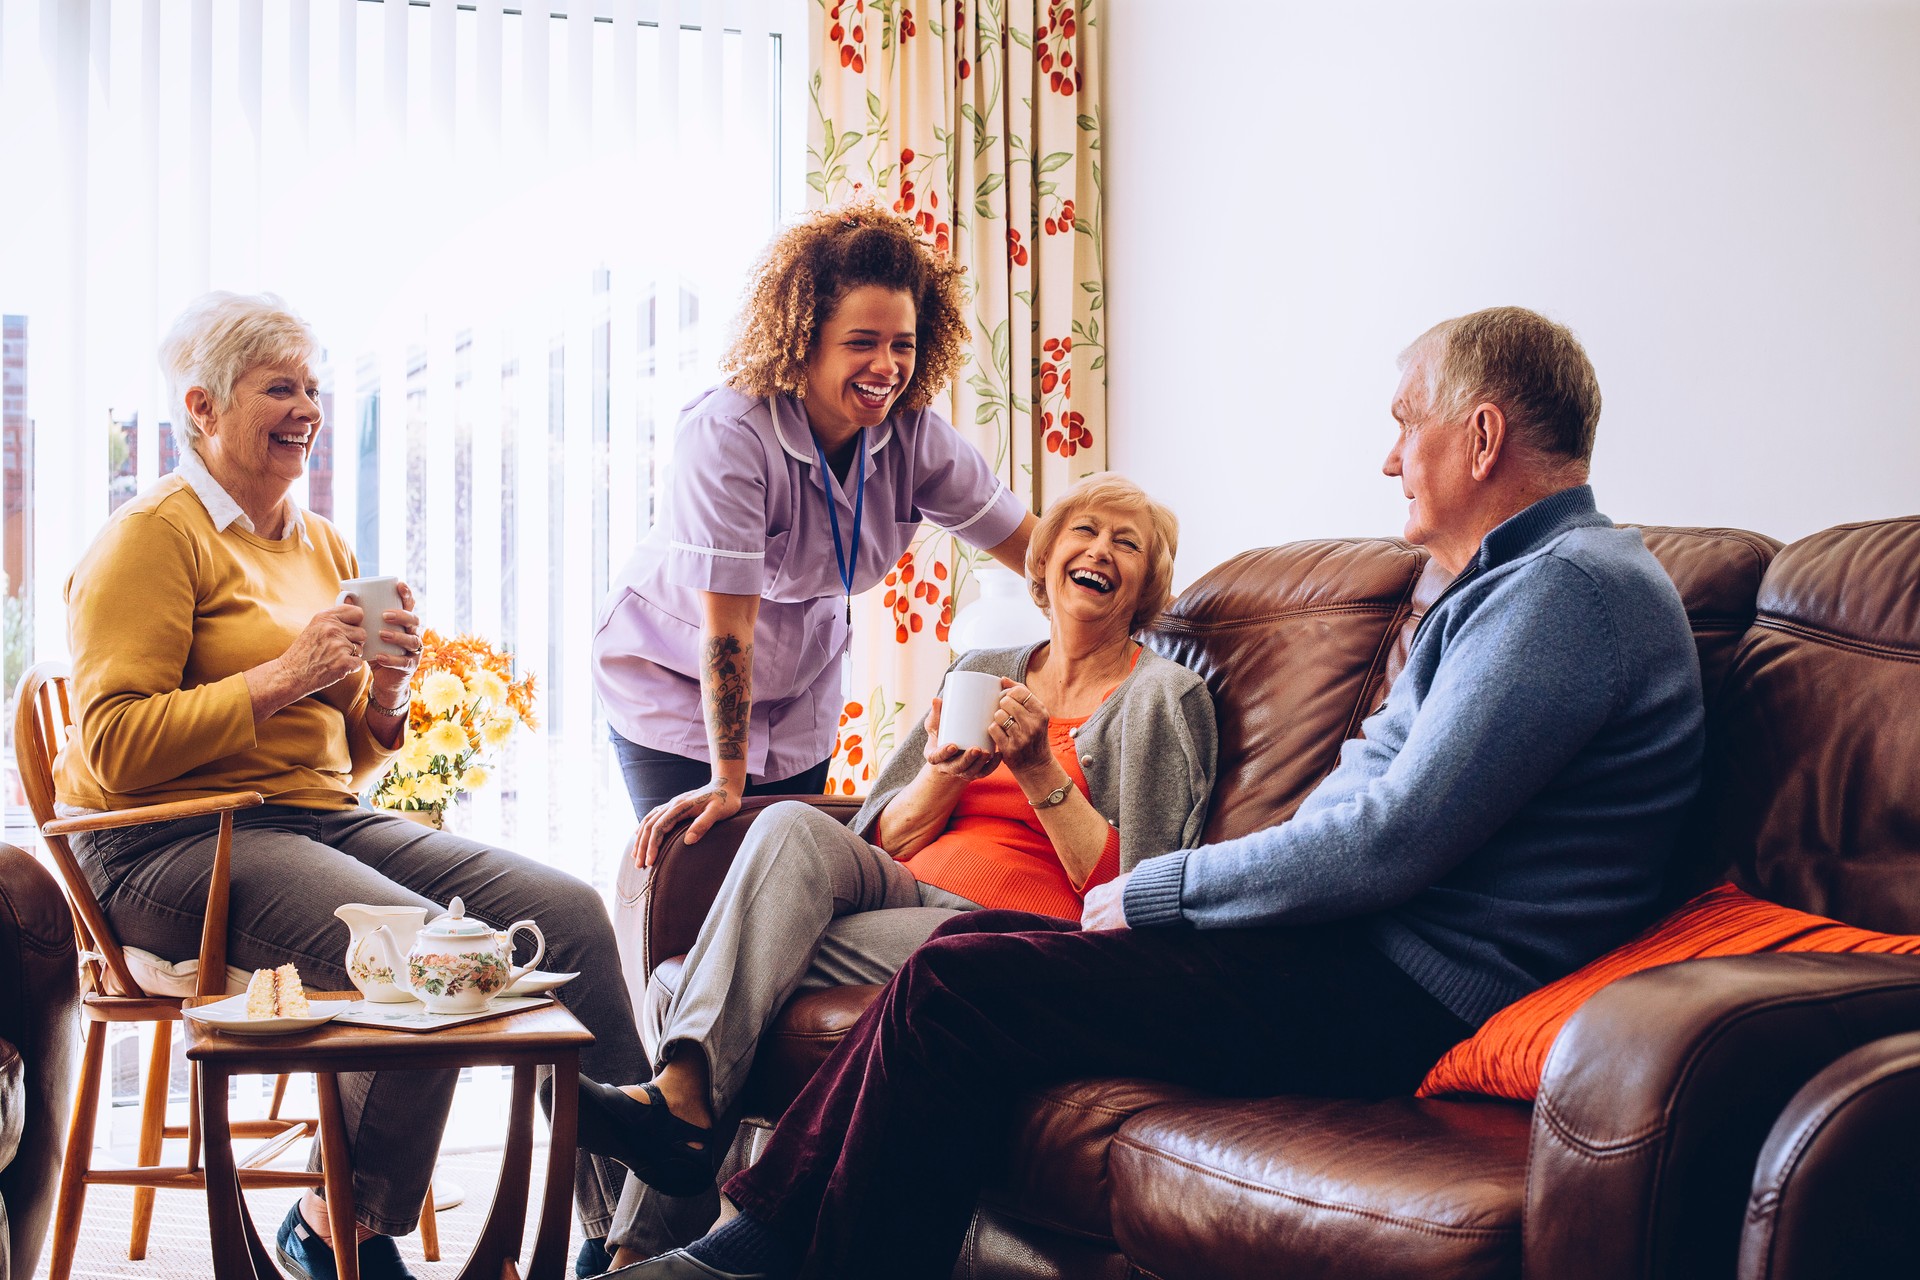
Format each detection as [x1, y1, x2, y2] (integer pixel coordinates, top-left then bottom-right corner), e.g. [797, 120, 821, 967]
[54, 292, 644, 1280]
[579, 473, 1218, 1265]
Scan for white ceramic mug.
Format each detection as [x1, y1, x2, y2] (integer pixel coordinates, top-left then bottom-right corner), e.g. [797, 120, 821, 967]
[937, 670, 1004, 752]
[335, 576, 407, 661]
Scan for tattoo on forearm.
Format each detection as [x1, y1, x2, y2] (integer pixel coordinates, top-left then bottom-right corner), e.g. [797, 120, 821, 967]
[705, 634, 752, 762]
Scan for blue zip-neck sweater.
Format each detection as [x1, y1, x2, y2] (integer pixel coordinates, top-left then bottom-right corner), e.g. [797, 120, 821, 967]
[1124, 486, 1706, 1026]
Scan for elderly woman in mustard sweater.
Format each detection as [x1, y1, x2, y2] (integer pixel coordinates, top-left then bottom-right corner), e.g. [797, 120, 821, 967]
[54, 292, 644, 1280]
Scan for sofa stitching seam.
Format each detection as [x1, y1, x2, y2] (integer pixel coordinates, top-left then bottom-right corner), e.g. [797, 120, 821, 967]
[1110, 1135, 1517, 1239]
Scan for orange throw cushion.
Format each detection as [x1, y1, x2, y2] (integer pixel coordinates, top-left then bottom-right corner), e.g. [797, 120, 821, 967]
[1417, 883, 1920, 1103]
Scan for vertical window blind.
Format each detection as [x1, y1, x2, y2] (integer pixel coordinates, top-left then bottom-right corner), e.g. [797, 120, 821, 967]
[0, 0, 807, 889]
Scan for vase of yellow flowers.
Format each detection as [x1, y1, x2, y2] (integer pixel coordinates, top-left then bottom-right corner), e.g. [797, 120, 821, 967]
[368, 629, 538, 824]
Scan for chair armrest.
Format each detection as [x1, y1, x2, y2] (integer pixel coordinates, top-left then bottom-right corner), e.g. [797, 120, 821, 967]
[1738, 1029, 1920, 1280]
[642, 795, 864, 979]
[43, 790, 265, 836]
[1524, 952, 1920, 1280]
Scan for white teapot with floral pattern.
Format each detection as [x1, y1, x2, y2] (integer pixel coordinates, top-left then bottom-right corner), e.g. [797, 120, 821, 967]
[358, 896, 545, 1014]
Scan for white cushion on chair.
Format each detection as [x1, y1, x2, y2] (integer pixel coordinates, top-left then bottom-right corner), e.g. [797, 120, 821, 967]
[121, 946, 252, 997]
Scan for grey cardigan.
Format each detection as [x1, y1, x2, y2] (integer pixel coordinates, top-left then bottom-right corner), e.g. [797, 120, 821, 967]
[848, 643, 1219, 872]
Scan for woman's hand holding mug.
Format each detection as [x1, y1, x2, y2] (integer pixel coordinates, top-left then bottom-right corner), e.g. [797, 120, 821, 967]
[339, 578, 424, 702]
[922, 697, 1000, 785]
[988, 678, 1051, 775]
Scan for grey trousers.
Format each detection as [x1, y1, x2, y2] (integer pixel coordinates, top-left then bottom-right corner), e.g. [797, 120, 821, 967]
[73, 804, 644, 1237]
[606, 799, 980, 1255]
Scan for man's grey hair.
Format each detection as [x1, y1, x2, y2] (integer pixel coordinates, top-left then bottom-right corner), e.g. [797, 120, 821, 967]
[1399, 307, 1601, 464]
[158, 292, 317, 450]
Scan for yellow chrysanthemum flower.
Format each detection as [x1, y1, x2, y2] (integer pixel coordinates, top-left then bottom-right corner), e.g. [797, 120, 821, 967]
[397, 736, 435, 774]
[420, 670, 467, 716]
[425, 720, 471, 758]
[480, 716, 514, 748]
[474, 670, 510, 705]
[388, 775, 418, 803]
[414, 775, 449, 805]
[459, 766, 489, 791]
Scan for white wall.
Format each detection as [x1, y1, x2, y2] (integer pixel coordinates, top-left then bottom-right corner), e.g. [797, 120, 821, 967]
[1104, 0, 1920, 587]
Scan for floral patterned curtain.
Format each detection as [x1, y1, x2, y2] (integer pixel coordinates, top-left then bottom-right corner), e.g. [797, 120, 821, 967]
[811, 0, 1108, 794]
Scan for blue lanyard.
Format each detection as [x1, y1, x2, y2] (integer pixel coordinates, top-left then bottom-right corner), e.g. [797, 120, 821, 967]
[813, 429, 866, 624]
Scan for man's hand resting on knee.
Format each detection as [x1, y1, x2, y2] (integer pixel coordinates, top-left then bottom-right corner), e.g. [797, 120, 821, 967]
[1081, 871, 1132, 931]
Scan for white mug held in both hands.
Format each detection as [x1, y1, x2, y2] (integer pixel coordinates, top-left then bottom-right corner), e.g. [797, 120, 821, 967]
[937, 670, 1004, 752]
[336, 575, 407, 660]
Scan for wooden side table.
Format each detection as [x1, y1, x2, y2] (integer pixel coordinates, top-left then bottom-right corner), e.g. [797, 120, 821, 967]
[183, 993, 591, 1280]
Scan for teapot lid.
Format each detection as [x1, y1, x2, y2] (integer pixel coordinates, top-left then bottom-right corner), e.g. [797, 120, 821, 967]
[422, 897, 495, 938]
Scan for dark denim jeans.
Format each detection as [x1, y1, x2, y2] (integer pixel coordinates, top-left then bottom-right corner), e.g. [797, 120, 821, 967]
[608, 729, 831, 818]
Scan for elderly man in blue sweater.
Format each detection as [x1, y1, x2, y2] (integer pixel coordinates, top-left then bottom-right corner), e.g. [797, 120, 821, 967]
[613, 307, 1707, 1280]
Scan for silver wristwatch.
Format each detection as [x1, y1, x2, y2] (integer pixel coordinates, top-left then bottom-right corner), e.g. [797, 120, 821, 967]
[369, 691, 412, 717]
[1029, 780, 1074, 810]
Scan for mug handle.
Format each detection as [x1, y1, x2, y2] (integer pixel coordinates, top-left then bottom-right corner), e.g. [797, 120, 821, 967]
[504, 920, 546, 986]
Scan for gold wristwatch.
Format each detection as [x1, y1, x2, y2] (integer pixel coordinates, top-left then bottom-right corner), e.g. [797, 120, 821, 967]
[1028, 780, 1074, 809]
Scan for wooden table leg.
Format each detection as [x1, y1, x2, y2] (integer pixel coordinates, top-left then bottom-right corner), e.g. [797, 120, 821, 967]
[526, 1050, 579, 1280]
[458, 1064, 536, 1280]
[316, 1073, 361, 1280]
[200, 1062, 274, 1280]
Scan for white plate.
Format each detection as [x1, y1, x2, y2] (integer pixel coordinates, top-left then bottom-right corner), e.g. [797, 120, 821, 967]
[183, 994, 354, 1036]
[504, 970, 579, 997]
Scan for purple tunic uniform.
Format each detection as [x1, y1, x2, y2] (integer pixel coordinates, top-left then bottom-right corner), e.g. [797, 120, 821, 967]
[592, 386, 1026, 783]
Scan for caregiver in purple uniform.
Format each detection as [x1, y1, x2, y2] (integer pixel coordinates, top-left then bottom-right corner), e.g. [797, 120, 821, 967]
[592, 204, 1034, 879]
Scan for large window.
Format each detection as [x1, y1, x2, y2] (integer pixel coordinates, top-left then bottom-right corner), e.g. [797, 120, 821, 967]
[0, 0, 807, 889]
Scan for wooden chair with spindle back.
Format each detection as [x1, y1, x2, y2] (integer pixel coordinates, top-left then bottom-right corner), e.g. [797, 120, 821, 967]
[14, 662, 442, 1279]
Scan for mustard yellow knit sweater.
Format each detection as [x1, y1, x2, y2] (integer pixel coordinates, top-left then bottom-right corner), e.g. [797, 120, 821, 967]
[55, 475, 395, 812]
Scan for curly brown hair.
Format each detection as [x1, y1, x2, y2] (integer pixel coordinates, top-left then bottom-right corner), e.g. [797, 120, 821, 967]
[720, 201, 971, 410]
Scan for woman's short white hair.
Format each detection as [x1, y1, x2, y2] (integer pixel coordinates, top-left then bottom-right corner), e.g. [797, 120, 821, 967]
[158, 292, 317, 450]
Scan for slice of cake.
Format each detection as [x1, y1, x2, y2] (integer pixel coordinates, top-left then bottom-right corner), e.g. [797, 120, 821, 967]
[243, 963, 312, 1018]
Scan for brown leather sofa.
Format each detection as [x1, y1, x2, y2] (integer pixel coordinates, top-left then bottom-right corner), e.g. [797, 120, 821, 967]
[1737, 1029, 1920, 1279]
[0, 841, 79, 1280]
[639, 515, 1920, 1279]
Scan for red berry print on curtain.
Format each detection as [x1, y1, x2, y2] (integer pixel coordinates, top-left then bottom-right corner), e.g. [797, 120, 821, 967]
[883, 549, 954, 645]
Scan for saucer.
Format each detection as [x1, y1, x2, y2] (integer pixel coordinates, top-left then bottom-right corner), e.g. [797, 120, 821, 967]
[184, 994, 353, 1036]
[504, 969, 579, 997]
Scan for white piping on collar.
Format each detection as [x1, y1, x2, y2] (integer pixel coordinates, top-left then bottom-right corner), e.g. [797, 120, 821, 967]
[768, 395, 896, 465]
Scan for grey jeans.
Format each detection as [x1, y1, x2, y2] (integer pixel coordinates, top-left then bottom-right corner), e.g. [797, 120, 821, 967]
[74, 804, 644, 1237]
[607, 799, 981, 1255]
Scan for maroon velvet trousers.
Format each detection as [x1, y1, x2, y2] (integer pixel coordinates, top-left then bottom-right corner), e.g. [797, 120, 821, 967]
[723, 909, 1473, 1280]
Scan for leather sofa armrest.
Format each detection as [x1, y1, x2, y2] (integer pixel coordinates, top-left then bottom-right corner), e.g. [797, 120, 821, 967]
[0, 843, 80, 1280]
[1524, 952, 1920, 1280]
[642, 795, 864, 979]
[1737, 1029, 1920, 1280]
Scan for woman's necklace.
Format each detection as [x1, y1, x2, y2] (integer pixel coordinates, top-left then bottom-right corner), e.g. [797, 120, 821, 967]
[812, 429, 866, 625]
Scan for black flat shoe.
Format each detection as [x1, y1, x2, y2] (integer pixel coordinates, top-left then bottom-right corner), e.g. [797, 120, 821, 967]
[577, 1075, 727, 1197]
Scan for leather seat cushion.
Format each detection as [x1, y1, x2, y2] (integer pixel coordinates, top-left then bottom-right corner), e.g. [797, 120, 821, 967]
[1109, 1095, 1531, 1280]
[981, 1078, 1205, 1242]
[743, 984, 886, 1117]
[0, 1038, 22, 1171]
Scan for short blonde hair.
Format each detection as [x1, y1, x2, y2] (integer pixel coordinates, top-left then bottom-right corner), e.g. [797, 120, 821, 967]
[719, 201, 970, 410]
[159, 292, 317, 449]
[1025, 474, 1179, 633]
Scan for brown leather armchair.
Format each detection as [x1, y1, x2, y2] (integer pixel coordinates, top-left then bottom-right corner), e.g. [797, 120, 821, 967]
[0, 841, 80, 1280]
[638, 515, 1920, 1279]
[1737, 1028, 1920, 1279]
